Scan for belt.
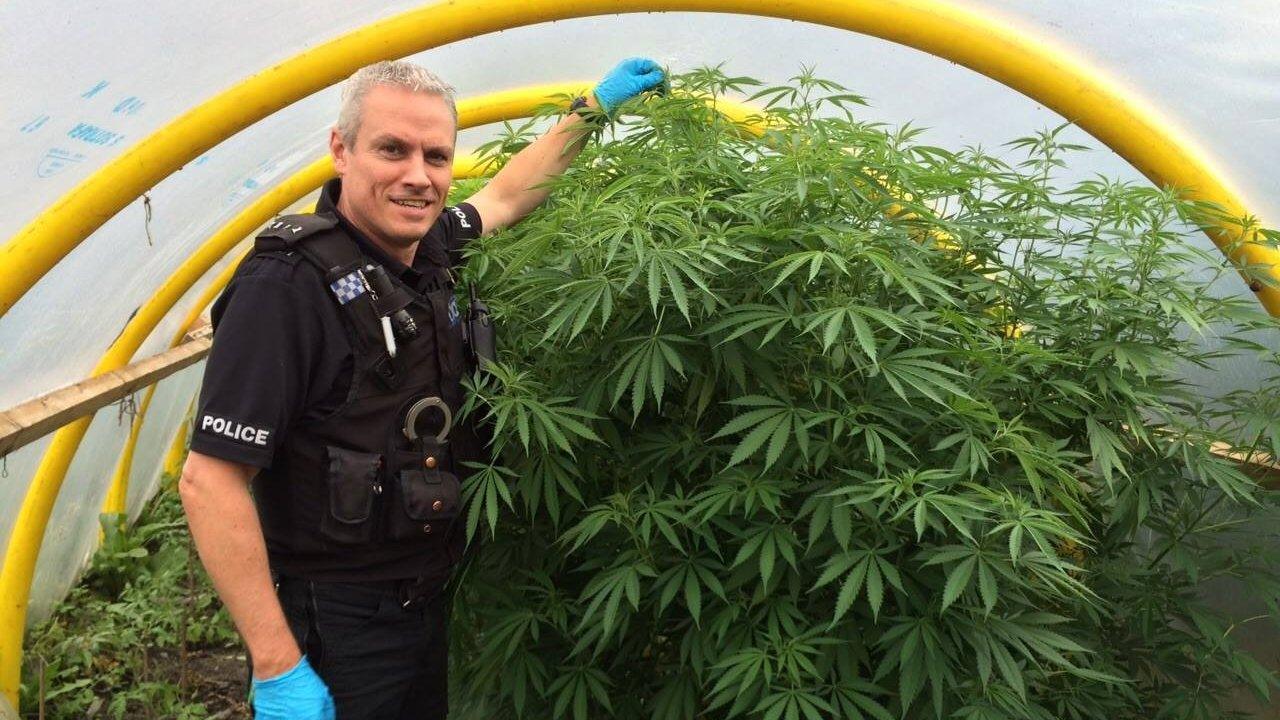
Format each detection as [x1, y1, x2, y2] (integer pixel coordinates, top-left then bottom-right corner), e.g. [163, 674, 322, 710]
[276, 574, 445, 610]
[373, 576, 445, 609]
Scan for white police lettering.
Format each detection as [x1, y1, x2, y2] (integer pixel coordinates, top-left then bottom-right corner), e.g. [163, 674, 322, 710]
[450, 207, 471, 229]
[200, 414, 271, 446]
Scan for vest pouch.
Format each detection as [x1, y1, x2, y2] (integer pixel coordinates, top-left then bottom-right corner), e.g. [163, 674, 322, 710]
[426, 289, 468, 384]
[386, 443, 461, 541]
[321, 445, 383, 545]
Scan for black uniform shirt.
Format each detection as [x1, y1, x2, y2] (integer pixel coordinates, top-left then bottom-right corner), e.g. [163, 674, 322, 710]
[191, 179, 482, 468]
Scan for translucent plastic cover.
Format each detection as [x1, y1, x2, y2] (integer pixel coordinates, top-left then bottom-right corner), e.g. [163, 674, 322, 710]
[1, 0, 1276, 633]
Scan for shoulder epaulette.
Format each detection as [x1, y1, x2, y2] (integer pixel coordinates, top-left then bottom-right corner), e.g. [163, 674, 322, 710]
[255, 212, 339, 250]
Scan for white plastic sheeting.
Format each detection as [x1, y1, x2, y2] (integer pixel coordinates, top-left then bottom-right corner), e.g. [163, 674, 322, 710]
[1, 0, 1276, 650]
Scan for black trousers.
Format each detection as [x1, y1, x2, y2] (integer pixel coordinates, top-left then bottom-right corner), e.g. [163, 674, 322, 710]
[275, 577, 450, 719]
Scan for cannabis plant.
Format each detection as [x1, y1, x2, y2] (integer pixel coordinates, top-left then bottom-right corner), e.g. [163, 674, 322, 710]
[449, 69, 1280, 720]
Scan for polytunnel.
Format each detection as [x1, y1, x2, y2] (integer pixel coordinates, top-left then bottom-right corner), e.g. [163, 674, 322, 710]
[1, 0, 1278, 717]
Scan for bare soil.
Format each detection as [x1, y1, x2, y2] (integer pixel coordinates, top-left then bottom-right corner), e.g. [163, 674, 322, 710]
[182, 647, 250, 719]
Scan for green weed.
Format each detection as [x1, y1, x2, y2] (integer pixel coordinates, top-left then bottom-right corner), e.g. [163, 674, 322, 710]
[447, 68, 1280, 720]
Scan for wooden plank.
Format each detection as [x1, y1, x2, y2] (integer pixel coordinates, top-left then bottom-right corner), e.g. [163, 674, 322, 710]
[0, 325, 211, 456]
[1209, 440, 1280, 489]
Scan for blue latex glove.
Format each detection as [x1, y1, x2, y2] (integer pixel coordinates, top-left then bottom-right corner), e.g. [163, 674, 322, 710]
[252, 655, 335, 720]
[593, 57, 666, 116]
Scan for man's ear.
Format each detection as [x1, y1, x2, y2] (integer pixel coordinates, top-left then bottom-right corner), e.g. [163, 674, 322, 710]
[329, 128, 348, 174]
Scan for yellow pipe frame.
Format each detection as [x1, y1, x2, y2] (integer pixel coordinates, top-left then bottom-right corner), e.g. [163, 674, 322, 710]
[161, 399, 197, 486]
[1, 0, 1276, 320]
[3, 0, 1278, 706]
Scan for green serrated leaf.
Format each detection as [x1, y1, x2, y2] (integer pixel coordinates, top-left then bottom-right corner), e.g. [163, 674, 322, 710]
[941, 556, 976, 611]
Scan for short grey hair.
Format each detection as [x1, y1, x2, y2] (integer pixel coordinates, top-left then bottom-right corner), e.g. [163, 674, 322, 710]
[336, 61, 457, 145]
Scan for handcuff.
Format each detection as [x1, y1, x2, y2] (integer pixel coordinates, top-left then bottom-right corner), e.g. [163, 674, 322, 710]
[402, 396, 452, 443]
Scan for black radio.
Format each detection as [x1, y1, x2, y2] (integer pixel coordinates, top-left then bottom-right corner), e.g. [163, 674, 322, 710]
[464, 283, 495, 370]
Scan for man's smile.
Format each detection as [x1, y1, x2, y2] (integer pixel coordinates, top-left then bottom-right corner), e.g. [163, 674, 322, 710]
[391, 198, 429, 208]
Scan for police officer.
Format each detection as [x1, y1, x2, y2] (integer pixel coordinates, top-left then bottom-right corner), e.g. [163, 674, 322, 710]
[179, 58, 665, 719]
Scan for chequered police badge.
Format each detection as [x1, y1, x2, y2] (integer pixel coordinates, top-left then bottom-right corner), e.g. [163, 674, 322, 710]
[329, 269, 368, 305]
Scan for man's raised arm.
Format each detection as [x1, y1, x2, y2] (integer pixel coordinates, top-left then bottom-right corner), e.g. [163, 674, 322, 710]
[467, 57, 665, 235]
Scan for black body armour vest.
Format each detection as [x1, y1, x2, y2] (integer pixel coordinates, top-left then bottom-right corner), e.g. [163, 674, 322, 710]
[249, 212, 480, 583]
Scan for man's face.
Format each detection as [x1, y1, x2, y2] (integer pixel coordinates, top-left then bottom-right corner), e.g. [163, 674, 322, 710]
[330, 84, 456, 251]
